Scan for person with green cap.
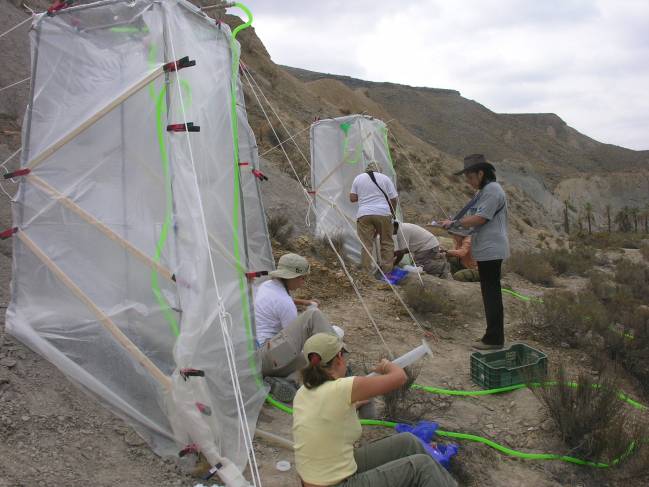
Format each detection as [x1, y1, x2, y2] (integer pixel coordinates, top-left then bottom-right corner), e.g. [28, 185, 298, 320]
[292, 333, 458, 487]
[439, 154, 509, 350]
[350, 161, 398, 274]
[254, 253, 339, 390]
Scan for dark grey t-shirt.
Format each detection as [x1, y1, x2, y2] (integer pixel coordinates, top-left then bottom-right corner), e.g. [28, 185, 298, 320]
[469, 182, 510, 261]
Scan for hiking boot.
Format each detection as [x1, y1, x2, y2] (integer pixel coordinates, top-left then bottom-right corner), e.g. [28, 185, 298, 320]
[265, 376, 298, 403]
[472, 340, 505, 351]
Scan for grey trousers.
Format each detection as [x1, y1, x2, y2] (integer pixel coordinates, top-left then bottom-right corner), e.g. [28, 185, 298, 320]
[257, 308, 335, 377]
[336, 433, 457, 487]
[414, 247, 450, 278]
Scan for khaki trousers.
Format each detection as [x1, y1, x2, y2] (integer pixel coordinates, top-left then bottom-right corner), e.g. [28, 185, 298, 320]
[335, 433, 457, 487]
[357, 215, 393, 273]
[257, 308, 335, 377]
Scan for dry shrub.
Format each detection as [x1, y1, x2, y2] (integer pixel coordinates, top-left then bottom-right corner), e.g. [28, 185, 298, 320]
[640, 243, 649, 262]
[542, 246, 594, 276]
[506, 251, 555, 286]
[520, 290, 608, 348]
[266, 212, 294, 246]
[313, 231, 347, 263]
[401, 277, 454, 315]
[613, 259, 649, 301]
[532, 364, 646, 465]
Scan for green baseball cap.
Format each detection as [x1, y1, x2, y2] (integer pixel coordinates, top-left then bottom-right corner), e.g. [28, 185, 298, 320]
[269, 253, 310, 279]
[303, 332, 350, 364]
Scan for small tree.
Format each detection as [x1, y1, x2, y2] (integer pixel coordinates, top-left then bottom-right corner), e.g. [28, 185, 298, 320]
[584, 202, 593, 235]
[631, 207, 640, 233]
[615, 207, 632, 233]
[563, 200, 570, 234]
[605, 204, 612, 234]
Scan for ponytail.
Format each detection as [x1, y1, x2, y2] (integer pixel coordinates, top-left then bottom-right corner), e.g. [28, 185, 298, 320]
[301, 353, 336, 389]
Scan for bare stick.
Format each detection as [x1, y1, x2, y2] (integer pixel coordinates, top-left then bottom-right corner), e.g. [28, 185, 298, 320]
[17, 231, 172, 389]
[255, 428, 294, 450]
[27, 66, 165, 170]
[27, 175, 174, 282]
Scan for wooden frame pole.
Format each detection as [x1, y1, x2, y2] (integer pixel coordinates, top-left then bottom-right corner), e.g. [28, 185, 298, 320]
[27, 66, 166, 170]
[27, 174, 175, 283]
[17, 231, 172, 390]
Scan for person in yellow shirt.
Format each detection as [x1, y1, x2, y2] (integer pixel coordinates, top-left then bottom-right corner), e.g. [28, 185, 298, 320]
[292, 333, 457, 487]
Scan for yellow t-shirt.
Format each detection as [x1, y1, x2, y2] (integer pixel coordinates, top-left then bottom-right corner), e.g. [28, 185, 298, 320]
[292, 377, 362, 485]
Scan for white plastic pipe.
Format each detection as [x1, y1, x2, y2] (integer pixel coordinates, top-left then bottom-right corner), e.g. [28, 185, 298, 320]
[368, 339, 433, 376]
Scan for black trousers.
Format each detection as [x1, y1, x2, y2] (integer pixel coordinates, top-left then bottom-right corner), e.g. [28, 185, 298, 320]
[477, 259, 504, 345]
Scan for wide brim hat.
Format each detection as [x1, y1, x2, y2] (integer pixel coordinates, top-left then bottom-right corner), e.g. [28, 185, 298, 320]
[269, 253, 310, 279]
[454, 153, 496, 176]
[365, 161, 382, 173]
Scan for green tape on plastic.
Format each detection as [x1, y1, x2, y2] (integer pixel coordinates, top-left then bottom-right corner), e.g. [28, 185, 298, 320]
[228, 2, 261, 386]
[340, 122, 362, 164]
[152, 86, 180, 337]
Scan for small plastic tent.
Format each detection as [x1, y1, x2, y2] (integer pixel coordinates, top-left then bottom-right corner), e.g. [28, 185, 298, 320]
[6, 0, 272, 484]
[310, 114, 402, 263]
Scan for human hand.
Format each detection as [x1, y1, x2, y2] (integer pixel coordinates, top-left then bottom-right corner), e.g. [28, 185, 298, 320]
[439, 219, 455, 229]
[372, 359, 392, 375]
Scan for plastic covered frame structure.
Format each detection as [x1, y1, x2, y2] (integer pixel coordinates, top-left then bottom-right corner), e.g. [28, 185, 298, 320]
[6, 0, 273, 476]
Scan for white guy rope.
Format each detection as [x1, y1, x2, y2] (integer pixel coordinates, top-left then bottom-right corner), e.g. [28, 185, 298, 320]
[0, 17, 31, 40]
[241, 67, 435, 339]
[0, 77, 31, 93]
[259, 123, 311, 157]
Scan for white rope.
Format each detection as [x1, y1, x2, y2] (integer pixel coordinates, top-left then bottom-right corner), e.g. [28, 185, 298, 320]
[166, 26, 261, 486]
[0, 148, 22, 200]
[0, 16, 31, 40]
[241, 64, 311, 168]
[259, 123, 311, 157]
[241, 68, 441, 354]
[241, 68, 436, 336]
[0, 77, 31, 93]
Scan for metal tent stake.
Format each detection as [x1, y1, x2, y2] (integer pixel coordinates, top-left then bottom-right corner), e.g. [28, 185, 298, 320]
[17, 231, 173, 390]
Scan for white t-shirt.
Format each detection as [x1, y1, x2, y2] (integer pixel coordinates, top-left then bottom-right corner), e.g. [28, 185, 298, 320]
[254, 279, 298, 345]
[350, 172, 398, 219]
[395, 223, 440, 253]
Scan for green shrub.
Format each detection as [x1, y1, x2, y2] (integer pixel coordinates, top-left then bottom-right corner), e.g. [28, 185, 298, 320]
[542, 247, 594, 276]
[506, 251, 555, 286]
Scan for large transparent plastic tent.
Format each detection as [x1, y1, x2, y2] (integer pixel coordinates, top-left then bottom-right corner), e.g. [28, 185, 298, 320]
[310, 114, 402, 263]
[6, 0, 273, 484]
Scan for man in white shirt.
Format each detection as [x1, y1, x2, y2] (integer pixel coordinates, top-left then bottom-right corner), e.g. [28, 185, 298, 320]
[255, 253, 338, 380]
[393, 222, 450, 278]
[349, 162, 398, 273]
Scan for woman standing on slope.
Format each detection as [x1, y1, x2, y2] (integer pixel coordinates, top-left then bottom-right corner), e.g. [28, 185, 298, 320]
[292, 333, 457, 487]
[441, 154, 509, 350]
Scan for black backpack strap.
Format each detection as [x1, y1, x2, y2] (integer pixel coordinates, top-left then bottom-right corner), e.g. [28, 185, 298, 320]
[367, 171, 396, 217]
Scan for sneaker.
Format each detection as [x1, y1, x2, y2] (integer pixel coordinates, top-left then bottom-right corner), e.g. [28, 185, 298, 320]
[264, 376, 298, 403]
[472, 340, 505, 351]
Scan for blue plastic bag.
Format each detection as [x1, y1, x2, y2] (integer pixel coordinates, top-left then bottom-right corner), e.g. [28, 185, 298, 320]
[379, 267, 409, 285]
[395, 421, 459, 470]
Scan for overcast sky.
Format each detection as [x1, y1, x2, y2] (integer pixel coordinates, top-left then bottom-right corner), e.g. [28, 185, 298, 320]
[237, 0, 648, 151]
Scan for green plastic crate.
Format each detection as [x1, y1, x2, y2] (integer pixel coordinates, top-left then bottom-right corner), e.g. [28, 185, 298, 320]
[470, 343, 547, 389]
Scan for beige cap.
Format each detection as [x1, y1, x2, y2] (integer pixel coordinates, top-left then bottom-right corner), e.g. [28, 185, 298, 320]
[303, 332, 350, 364]
[269, 253, 310, 280]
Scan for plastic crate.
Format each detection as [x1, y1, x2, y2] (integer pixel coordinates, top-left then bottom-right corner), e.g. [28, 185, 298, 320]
[470, 343, 547, 389]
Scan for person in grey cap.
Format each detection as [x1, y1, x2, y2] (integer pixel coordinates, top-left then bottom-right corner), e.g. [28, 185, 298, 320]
[254, 253, 339, 390]
[350, 161, 399, 274]
[440, 154, 509, 350]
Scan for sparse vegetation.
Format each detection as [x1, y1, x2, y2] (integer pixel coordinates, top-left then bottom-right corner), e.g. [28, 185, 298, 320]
[531, 364, 647, 466]
[313, 231, 348, 262]
[402, 277, 454, 315]
[266, 212, 294, 246]
[640, 242, 649, 262]
[506, 251, 555, 286]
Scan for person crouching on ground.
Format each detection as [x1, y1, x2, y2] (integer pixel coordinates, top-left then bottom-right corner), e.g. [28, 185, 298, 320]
[350, 161, 398, 275]
[440, 154, 509, 350]
[393, 222, 450, 278]
[443, 227, 479, 282]
[293, 333, 458, 487]
[255, 253, 340, 399]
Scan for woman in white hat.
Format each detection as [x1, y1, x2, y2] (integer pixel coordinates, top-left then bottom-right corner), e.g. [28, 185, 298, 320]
[293, 333, 457, 487]
[255, 253, 339, 388]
